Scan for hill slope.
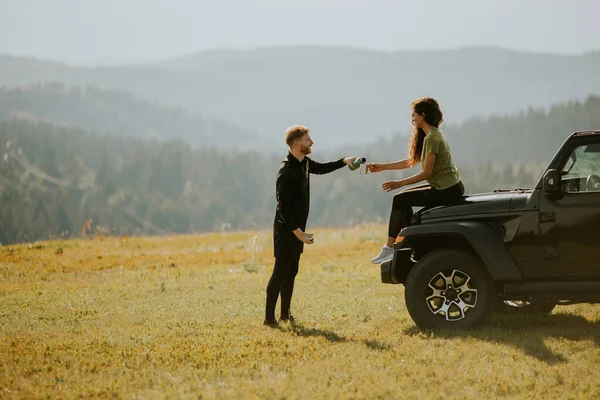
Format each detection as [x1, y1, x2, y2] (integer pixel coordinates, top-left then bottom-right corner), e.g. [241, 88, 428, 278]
[0, 83, 269, 151]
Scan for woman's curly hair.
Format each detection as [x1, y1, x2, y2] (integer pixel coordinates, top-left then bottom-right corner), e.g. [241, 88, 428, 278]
[408, 97, 444, 166]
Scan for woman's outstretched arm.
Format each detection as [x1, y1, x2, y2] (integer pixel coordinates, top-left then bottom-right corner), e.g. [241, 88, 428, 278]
[382, 154, 435, 192]
[367, 158, 411, 172]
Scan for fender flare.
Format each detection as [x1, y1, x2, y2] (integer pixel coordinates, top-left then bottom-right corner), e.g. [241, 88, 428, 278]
[399, 221, 522, 281]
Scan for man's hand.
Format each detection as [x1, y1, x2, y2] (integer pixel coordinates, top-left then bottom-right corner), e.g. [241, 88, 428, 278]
[382, 180, 404, 192]
[343, 156, 357, 166]
[293, 229, 315, 244]
[367, 163, 385, 173]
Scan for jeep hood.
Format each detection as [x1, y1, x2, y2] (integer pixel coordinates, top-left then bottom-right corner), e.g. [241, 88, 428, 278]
[420, 191, 531, 220]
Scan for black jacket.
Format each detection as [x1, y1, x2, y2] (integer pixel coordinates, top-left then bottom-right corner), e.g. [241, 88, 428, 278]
[273, 153, 345, 257]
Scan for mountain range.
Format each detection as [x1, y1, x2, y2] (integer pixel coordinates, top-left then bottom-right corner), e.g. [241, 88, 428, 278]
[2, 46, 599, 148]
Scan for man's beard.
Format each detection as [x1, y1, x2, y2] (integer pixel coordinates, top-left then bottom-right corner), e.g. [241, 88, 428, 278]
[300, 144, 312, 155]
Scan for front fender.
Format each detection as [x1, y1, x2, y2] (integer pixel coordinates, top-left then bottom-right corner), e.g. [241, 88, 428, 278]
[383, 221, 522, 283]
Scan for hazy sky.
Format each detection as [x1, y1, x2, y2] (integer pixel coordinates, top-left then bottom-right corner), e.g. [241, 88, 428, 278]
[1, 0, 599, 66]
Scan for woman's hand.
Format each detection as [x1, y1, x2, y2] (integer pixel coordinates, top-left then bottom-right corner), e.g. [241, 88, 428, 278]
[382, 180, 404, 192]
[367, 163, 385, 173]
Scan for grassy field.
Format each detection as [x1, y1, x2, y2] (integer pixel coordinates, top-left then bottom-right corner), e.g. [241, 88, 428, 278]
[1, 225, 599, 399]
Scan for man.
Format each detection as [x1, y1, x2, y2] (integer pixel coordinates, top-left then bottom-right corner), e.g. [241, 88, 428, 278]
[264, 125, 356, 327]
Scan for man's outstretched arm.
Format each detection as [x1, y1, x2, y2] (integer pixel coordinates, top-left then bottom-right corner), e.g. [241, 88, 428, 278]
[308, 157, 356, 175]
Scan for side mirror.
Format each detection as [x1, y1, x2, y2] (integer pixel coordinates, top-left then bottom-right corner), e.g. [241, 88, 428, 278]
[543, 169, 561, 194]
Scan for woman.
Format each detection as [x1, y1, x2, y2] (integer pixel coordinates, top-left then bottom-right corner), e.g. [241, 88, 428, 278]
[368, 97, 464, 264]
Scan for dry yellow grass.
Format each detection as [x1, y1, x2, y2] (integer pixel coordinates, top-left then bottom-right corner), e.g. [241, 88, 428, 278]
[1, 225, 599, 399]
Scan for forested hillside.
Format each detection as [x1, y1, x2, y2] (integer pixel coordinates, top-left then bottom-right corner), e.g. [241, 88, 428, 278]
[2, 93, 599, 244]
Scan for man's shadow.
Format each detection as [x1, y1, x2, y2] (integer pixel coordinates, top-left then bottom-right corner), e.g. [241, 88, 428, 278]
[283, 323, 396, 351]
[286, 323, 348, 343]
[403, 312, 600, 365]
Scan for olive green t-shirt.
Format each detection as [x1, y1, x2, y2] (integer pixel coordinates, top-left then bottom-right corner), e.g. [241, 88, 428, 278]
[420, 128, 460, 190]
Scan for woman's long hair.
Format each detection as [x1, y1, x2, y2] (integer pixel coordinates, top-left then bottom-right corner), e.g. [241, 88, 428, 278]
[408, 97, 444, 166]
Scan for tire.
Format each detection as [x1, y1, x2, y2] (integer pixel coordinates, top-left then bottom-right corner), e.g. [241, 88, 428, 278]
[405, 249, 496, 329]
[497, 299, 556, 315]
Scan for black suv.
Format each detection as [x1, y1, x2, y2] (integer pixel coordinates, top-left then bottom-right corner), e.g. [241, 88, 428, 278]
[381, 131, 600, 329]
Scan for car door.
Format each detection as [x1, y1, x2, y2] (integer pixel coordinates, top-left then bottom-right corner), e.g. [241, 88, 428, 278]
[538, 137, 600, 277]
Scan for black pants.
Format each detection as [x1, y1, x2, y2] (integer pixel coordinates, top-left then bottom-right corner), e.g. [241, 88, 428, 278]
[265, 250, 301, 321]
[388, 181, 465, 237]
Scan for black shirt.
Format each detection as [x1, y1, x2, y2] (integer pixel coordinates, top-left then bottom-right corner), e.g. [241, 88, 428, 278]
[273, 152, 345, 256]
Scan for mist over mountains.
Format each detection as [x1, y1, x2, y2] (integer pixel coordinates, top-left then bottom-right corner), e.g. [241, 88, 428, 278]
[0, 83, 270, 151]
[2, 82, 598, 167]
[2, 46, 599, 148]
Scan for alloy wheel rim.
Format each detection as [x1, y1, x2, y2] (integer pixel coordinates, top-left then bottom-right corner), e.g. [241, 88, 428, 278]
[425, 269, 478, 321]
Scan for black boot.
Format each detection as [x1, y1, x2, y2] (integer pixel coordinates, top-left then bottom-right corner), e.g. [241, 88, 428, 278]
[279, 313, 295, 324]
[263, 318, 279, 328]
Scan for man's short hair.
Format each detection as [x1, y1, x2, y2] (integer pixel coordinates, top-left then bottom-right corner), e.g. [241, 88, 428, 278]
[285, 125, 310, 147]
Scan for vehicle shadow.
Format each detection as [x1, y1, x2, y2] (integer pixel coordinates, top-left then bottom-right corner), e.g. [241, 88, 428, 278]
[403, 312, 600, 365]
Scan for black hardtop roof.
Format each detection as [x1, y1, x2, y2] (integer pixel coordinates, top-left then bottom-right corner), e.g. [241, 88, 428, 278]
[572, 130, 600, 137]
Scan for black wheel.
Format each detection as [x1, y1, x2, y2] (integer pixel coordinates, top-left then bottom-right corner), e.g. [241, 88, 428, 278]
[405, 249, 496, 329]
[497, 299, 556, 315]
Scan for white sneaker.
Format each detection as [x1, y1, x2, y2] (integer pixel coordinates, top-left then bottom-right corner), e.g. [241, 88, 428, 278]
[371, 245, 394, 264]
